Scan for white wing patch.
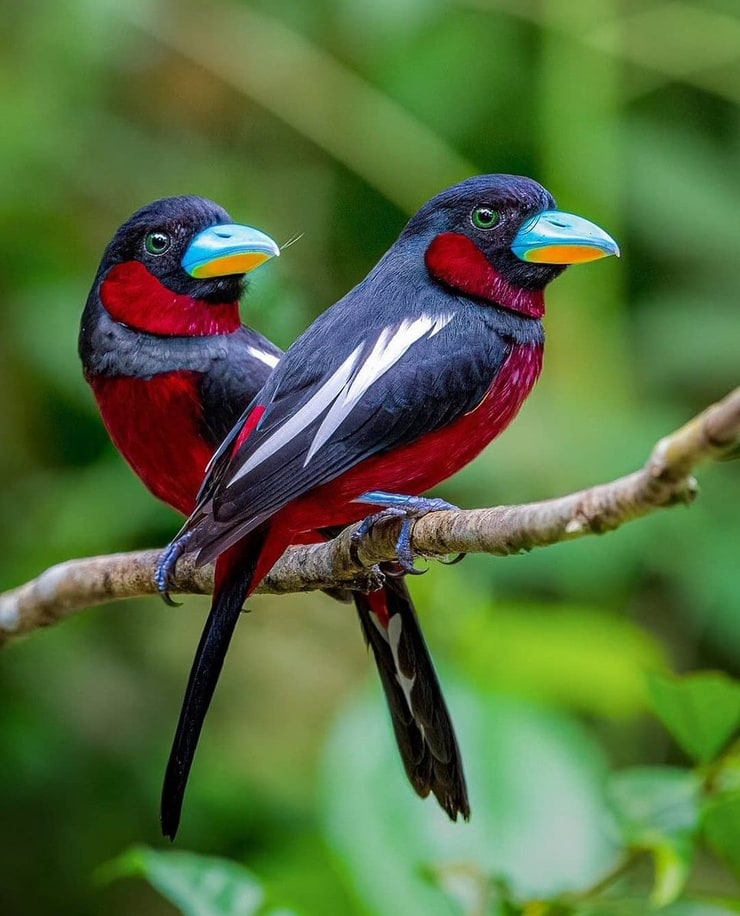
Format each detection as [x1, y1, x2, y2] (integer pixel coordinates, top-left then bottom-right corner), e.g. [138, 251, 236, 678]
[304, 312, 454, 465]
[227, 345, 363, 486]
[248, 346, 279, 368]
[225, 312, 454, 487]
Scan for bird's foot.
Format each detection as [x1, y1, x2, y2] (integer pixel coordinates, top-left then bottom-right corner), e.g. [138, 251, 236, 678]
[351, 491, 457, 574]
[154, 532, 194, 606]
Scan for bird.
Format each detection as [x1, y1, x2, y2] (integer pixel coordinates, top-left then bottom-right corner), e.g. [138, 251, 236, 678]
[78, 195, 468, 832]
[156, 173, 619, 839]
[79, 195, 282, 516]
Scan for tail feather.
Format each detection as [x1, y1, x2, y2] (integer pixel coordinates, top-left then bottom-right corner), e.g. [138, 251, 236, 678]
[355, 576, 470, 821]
[161, 526, 269, 840]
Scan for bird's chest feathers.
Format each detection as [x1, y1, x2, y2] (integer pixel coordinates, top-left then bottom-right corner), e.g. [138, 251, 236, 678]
[99, 262, 241, 336]
[90, 372, 213, 516]
[364, 341, 544, 490]
[287, 341, 544, 529]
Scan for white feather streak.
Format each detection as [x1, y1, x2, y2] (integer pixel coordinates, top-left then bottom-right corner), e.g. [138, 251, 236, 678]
[387, 613, 417, 717]
[304, 313, 454, 465]
[248, 346, 279, 368]
[227, 345, 362, 485]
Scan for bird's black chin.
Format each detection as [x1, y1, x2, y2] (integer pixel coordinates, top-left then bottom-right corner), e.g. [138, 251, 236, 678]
[162, 271, 247, 304]
[195, 275, 247, 304]
[491, 249, 566, 290]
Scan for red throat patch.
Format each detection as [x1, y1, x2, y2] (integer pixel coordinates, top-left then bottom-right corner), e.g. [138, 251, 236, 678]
[424, 232, 544, 319]
[99, 261, 242, 336]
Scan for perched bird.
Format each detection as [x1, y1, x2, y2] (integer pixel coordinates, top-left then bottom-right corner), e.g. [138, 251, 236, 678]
[157, 174, 619, 839]
[79, 196, 282, 515]
[79, 196, 466, 830]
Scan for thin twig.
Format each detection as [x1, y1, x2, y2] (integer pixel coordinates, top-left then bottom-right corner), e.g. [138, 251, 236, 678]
[0, 387, 737, 647]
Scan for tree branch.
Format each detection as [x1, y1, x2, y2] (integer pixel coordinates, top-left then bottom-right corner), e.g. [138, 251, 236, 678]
[1, 387, 738, 648]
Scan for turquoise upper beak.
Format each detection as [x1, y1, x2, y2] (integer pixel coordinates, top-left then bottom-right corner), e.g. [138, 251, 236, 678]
[182, 224, 281, 279]
[511, 210, 619, 264]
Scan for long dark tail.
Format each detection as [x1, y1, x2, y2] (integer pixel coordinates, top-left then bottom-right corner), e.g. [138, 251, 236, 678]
[354, 575, 470, 820]
[161, 526, 269, 840]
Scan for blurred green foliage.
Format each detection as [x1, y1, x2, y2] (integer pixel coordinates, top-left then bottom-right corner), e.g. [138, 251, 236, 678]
[0, 0, 738, 913]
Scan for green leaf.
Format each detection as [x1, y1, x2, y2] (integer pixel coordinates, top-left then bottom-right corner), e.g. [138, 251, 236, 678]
[321, 682, 618, 916]
[607, 767, 701, 841]
[647, 673, 740, 764]
[606, 767, 700, 906]
[702, 792, 740, 881]
[712, 743, 740, 795]
[101, 845, 269, 916]
[651, 836, 695, 908]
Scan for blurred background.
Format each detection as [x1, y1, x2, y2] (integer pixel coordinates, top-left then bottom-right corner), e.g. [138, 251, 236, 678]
[0, 0, 738, 913]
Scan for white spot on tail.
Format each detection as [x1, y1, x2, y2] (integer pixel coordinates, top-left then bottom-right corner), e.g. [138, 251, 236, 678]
[369, 610, 390, 643]
[387, 614, 417, 717]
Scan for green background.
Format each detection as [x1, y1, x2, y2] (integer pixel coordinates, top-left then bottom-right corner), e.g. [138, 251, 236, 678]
[0, 0, 738, 913]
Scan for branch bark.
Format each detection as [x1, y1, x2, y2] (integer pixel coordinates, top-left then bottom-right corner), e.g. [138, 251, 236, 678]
[1, 386, 738, 648]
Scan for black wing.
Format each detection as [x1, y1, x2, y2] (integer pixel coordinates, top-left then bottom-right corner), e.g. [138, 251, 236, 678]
[198, 327, 282, 447]
[187, 300, 513, 562]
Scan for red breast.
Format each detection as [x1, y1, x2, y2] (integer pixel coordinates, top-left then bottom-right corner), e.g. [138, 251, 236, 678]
[276, 341, 544, 534]
[91, 372, 213, 516]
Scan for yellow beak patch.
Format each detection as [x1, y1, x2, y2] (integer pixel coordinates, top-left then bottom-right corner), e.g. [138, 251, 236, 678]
[523, 245, 614, 265]
[189, 251, 274, 279]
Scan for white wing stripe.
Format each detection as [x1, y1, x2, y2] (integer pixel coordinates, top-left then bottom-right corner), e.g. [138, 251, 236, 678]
[430, 313, 453, 337]
[227, 345, 362, 485]
[304, 313, 453, 465]
[248, 346, 279, 368]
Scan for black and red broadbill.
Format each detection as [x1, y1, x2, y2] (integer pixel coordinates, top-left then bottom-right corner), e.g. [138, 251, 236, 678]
[79, 196, 282, 514]
[78, 196, 469, 830]
[156, 175, 619, 839]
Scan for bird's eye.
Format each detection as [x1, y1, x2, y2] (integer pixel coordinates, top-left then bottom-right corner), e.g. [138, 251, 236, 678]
[145, 231, 171, 255]
[471, 207, 500, 230]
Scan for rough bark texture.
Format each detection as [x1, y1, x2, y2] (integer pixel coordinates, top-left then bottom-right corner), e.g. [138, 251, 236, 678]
[1, 386, 738, 648]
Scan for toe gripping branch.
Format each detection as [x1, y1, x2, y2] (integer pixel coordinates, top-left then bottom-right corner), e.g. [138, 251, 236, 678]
[351, 491, 459, 574]
[154, 532, 195, 606]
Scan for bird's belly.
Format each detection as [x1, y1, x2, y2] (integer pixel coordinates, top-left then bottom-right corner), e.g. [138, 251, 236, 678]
[282, 341, 544, 532]
[90, 372, 213, 516]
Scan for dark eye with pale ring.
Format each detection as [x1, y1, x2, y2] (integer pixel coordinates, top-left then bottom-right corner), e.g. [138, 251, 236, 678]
[145, 231, 171, 255]
[471, 207, 500, 230]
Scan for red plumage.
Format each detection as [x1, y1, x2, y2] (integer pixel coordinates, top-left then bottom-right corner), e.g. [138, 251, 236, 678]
[200, 341, 543, 677]
[276, 342, 543, 535]
[90, 372, 212, 516]
[101, 261, 242, 337]
[425, 232, 545, 319]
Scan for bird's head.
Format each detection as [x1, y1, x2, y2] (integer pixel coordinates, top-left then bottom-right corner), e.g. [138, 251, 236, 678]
[406, 175, 618, 319]
[95, 196, 280, 336]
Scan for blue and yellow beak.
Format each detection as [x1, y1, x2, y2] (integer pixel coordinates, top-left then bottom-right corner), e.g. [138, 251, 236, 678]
[182, 224, 280, 279]
[511, 210, 619, 265]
